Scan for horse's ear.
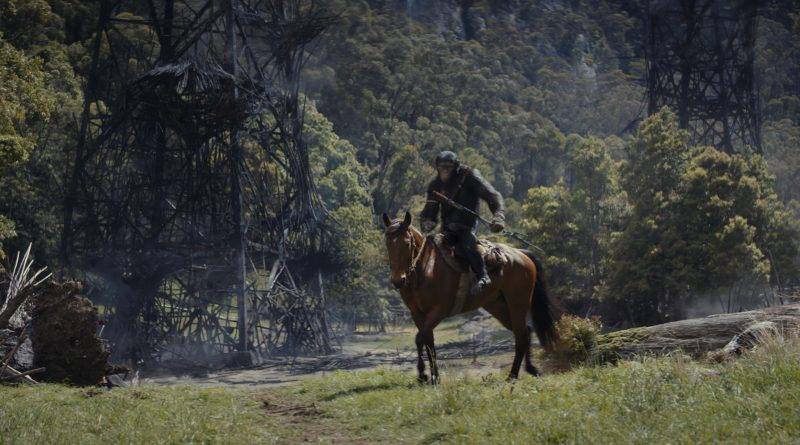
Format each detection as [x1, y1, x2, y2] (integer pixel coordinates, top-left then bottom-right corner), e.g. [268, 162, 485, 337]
[402, 211, 412, 228]
[381, 213, 391, 227]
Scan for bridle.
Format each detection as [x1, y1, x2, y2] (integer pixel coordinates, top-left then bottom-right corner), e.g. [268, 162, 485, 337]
[405, 233, 428, 288]
[387, 226, 428, 290]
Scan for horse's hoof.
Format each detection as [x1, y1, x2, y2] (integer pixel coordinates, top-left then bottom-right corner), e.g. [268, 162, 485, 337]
[506, 374, 519, 382]
[526, 366, 540, 377]
[430, 376, 440, 386]
[417, 374, 429, 384]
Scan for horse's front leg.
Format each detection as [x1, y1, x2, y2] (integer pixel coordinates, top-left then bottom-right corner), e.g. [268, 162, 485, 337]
[415, 333, 428, 383]
[415, 329, 438, 384]
[422, 329, 439, 385]
[418, 309, 445, 385]
[411, 310, 428, 383]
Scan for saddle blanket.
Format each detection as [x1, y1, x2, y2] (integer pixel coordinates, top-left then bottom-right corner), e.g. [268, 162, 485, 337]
[431, 234, 513, 316]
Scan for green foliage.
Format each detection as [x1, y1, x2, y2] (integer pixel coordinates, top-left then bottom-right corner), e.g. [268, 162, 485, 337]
[0, 214, 14, 259]
[0, 2, 81, 258]
[0, 6, 80, 258]
[676, 149, 771, 290]
[606, 109, 800, 325]
[521, 135, 623, 309]
[304, 103, 391, 324]
[305, 0, 644, 211]
[0, 36, 53, 165]
[763, 119, 800, 203]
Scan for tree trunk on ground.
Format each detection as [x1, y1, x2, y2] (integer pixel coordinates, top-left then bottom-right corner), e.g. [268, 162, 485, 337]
[594, 304, 800, 362]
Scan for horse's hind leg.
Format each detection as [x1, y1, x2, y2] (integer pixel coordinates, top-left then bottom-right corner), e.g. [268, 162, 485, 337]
[482, 297, 512, 330]
[485, 296, 538, 377]
[509, 324, 530, 380]
[524, 327, 540, 376]
[504, 285, 535, 380]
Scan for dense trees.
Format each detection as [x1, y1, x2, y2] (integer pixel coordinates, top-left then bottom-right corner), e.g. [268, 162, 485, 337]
[304, 0, 645, 213]
[0, 0, 82, 257]
[1, 0, 798, 330]
[606, 110, 798, 325]
[520, 135, 622, 315]
[520, 109, 799, 326]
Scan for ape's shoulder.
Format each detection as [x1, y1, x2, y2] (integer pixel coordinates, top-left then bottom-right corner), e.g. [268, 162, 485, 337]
[426, 177, 443, 191]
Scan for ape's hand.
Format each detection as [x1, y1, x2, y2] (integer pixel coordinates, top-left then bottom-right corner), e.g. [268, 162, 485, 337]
[490, 215, 505, 233]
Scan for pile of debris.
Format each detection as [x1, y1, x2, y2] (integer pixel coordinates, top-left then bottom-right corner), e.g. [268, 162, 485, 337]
[1, 280, 122, 386]
[1, 246, 120, 386]
[31, 281, 117, 385]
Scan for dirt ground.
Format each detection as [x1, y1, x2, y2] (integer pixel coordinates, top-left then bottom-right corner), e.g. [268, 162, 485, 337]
[143, 313, 523, 388]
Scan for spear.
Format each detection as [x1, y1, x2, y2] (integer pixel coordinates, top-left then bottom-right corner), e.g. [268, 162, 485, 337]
[431, 190, 546, 256]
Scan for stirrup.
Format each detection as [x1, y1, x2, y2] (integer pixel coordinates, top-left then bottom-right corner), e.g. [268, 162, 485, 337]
[471, 275, 491, 295]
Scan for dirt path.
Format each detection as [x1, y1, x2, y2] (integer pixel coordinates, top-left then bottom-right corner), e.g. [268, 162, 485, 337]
[143, 314, 520, 388]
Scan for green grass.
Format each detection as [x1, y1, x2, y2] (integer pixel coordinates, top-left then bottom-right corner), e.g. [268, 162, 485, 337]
[0, 385, 285, 444]
[2, 335, 798, 444]
[284, 335, 800, 444]
[345, 317, 481, 352]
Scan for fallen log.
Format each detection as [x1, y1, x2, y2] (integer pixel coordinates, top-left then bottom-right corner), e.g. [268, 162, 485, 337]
[594, 304, 800, 363]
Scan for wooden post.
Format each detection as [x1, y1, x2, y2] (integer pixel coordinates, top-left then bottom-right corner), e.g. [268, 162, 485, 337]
[317, 270, 332, 351]
[228, 0, 248, 352]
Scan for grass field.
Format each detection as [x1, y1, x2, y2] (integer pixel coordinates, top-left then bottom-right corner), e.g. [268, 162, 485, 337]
[2, 335, 798, 444]
[344, 318, 480, 353]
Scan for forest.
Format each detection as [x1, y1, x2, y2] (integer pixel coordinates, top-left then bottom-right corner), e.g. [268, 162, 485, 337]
[1, 0, 799, 358]
[2, 0, 800, 443]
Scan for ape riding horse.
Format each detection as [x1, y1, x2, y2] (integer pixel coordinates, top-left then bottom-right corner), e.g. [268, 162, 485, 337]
[382, 211, 559, 383]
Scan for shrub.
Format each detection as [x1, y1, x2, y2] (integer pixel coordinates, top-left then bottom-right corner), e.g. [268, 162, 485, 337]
[549, 314, 603, 367]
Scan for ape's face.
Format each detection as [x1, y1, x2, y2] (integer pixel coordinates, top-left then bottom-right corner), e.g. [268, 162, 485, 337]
[437, 162, 455, 182]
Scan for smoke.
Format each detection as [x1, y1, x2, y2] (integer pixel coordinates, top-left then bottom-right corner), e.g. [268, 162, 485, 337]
[686, 283, 775, 318]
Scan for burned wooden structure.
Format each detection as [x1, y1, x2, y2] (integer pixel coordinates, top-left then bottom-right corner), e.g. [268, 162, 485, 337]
[60, 0, 337, 365]
[645, 0, 761, 153]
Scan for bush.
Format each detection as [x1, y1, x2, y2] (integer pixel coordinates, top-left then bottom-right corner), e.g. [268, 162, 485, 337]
[549, 314, 603, 367]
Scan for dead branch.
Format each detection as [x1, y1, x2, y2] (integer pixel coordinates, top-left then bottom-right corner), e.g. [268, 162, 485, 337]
[0, 244, 51, 330]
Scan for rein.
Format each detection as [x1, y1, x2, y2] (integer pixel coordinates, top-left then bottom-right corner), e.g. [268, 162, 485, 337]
[405, 234, 428, 288]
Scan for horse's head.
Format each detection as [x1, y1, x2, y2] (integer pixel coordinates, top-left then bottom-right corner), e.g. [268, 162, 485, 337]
[382, 211, 421, 289]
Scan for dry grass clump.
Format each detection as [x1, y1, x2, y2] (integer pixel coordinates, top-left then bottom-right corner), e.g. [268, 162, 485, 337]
[544, 314, 603, 369]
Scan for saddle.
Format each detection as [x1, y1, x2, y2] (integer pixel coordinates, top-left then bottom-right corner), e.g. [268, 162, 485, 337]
[431, 234, 510, 274]
[430, 234, 513, 316]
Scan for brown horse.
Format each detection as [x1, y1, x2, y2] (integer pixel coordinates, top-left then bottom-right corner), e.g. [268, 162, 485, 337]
[382, 211, 559, 383]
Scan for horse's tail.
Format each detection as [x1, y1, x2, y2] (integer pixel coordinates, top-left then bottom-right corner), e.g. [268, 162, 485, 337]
[521, 250, 561, 351]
